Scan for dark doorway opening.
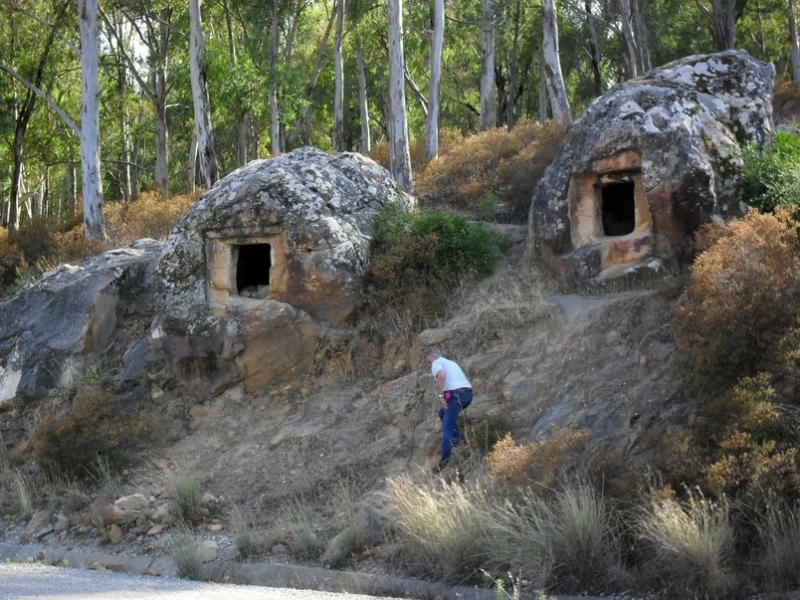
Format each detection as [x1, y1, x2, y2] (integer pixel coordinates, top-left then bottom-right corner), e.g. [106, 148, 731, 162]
[601, 182, 636, 236]
[236, 243, 271, 294]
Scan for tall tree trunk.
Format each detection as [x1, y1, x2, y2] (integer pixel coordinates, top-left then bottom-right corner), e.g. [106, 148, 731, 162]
[480, 0, 497, 130]
[585, 0, 604, 95]
[223, 0, 248, 166]
[356, 37, 371, 154]
[426, 0, 444, 160]
[618, 0, 639, 78]
[541, 0, 571, 127]
[388, 0, 412, 192]
[332, 0, 346, 152]
[67, 160, 77, 217]
[153, 69, 169, 193]
[505, 0, 522, 129]
[189, 0, 218, 188]
[539, 78, 548, 124]
[632, 0, 651, 73]
[118, 49, 132, 202]
[187, 133, 198, 193]
[270, 0, 281, 155]
[790, 0, 800, 85]
[696, 0, 738, 50]
[79, 0, 108, 242]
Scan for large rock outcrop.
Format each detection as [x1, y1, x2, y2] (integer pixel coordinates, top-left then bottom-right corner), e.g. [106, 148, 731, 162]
[151, 147, 413, 398]
[0, 148, 411, 404]
[0, 240, 162, 405]
[527, 49, 774, 283]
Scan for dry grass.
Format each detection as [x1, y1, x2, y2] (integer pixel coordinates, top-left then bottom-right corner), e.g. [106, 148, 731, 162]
[636, 491, 736, 598]
[756, 500, 800, 591]
[488, 479, 622, 594]
[387, 474, 492, 582]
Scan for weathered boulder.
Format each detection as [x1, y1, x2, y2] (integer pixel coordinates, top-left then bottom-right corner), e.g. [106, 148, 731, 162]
[0, 239, 162, 405]
[151, 147, 413, 398]
[527, 49, 774, 283]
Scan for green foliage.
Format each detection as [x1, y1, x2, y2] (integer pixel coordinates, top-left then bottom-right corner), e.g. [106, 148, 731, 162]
[173, 534, 202, 580]
[364, 207, 505, 335]
[742, 131, 800, 212]
[170, 473, 203, 518]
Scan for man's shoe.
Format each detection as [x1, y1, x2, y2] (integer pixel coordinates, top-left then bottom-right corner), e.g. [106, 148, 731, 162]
[433, 458, 449, 473]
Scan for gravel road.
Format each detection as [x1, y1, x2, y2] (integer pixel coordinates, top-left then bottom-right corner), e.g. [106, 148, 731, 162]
[0, 563, 407, 600]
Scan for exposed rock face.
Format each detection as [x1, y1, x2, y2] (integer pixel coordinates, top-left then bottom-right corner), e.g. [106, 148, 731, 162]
[0, 149, 411, 405]
[0, 240, 162, 406]
[151, 147, 413, 398]
[527, 49, 774, 283]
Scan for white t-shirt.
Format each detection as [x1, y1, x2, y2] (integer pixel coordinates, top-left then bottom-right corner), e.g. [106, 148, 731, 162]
[430, 357, 471, 391]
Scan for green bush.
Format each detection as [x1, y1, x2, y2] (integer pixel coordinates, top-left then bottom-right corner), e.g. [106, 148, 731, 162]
[364, 207, 505, 335]
[742, 131, 800, 212]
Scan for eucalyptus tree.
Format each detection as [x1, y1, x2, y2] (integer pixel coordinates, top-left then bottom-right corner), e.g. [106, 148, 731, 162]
[541, 0, 571, 127]
[188, 0, 218, 188]
[388, 0, 412, 191]
[479, 0, 496, 130]
[426, 0, 444, 158]
[695, 0, 746, 51]
[332, 0, 346, 151]
[791, 0, 800, 85]
[79, 0, 108, 241]
[103, 0, 179, 193]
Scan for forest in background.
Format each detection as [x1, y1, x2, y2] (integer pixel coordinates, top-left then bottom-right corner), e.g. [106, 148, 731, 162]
[1, 0, 799, 241]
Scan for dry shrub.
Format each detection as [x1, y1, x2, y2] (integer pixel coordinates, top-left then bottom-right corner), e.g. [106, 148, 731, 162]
[415, 120, 565, 221]
[636, 491, 736, 598]
[104, 192, 197, 245]
[674, 208, 800, 385]
[32, 385, 151, 480]
[486, 427, 591, 490]
[773, 77, 800, 127]
[698, 373, 800, 510]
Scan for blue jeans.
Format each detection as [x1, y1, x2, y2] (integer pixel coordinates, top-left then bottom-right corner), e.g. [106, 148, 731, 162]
[438, 390, 473, 461]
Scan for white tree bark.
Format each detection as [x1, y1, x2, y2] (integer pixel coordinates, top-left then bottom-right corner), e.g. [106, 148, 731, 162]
[270, 0, 282, 155]
[356, 37, 371, 153]
[426, 0, 444, 159]
[541, 0, 571, 127]
[79, 0, 107, 242]
[479, 0, 497, 130]
[332, 0, 345, 151]
[388, 0, 412, 192]
[189, 0, 218, 188]
[790, 0, 800, 86]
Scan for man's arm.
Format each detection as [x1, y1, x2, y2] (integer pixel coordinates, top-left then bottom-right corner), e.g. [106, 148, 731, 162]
[435, 369, 445, 395]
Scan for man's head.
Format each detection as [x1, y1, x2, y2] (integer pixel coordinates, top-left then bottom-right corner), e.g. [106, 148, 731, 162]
[425, 347, 442, 365]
